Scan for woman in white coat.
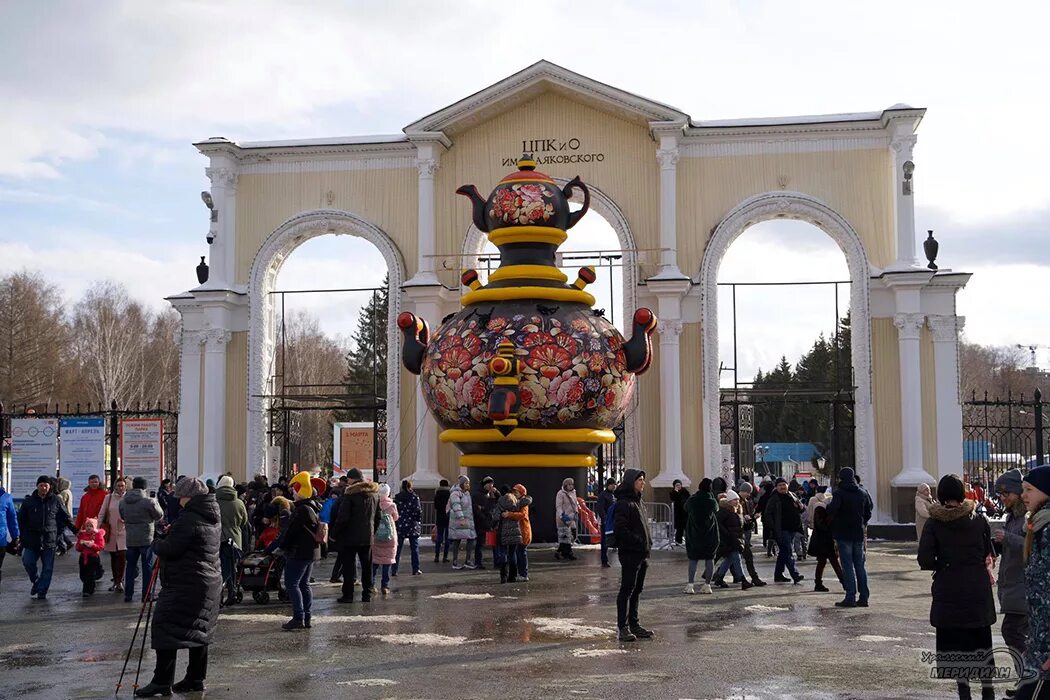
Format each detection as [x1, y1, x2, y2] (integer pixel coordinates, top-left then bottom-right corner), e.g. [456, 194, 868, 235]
[914, 482, 936, 541]
[447, 476, 476, 570]
[554, 478, 579, 561]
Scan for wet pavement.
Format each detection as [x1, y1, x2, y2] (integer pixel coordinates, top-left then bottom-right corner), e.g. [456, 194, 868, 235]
[0, 541, 994, 699]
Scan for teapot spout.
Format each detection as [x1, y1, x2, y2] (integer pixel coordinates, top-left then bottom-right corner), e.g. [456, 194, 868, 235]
[456, 185, 490, 233]
[623, 308, 658, 375]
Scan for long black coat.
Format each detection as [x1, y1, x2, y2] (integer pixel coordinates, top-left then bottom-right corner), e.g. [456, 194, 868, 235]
[433, 487, 451, 528]
[332, 481, 380, 550]
[807, 503, 836, 558]
[669, 487, 690, 529]
[917, 501, 996, 629]
[151, 494, 222, 650]
[715, 502, 744, 558]
[611, 469, 651, 556]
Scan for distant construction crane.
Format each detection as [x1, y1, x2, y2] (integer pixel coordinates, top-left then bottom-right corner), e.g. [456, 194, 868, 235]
[1016, 344, 1050, 369]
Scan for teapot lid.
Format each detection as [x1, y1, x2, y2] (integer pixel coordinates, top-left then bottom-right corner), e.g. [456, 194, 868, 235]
[498, 155, 555, 185]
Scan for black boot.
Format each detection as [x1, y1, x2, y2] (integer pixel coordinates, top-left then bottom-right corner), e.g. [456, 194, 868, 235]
[134, 683, 172, 697]
[172, 678, 206, 693]
[814, 580, 830, 592]
[629, 623, 654, 639]
[499, 565, 507, 584]
[617, 627, 637, 642]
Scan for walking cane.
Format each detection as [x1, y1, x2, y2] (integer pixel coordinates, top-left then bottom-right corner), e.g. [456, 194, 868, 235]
[115, 563, 160, 695]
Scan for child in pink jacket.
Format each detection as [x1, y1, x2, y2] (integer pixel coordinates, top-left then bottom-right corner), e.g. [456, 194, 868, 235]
[75, 518, 106, 597]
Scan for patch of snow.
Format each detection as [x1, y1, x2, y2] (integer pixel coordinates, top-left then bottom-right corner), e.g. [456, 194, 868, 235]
[338, 679, 398, 687]
[857, 634, 903, 643]
[527, 617, 616, 639]
[572, 648, 629, 658]
[755, 624, 816, 632]
[429, 592, 495, 600]
[370, 633, 491, 647]
[744, 604, 789, 613]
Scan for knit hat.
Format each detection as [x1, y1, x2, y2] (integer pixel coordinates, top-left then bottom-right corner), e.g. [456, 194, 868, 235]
[81, 517, 99, 531]
[839, 468, 855, 484]
[724, 489, 740, 503]
[672, 479, 682, 487]
[174, 477, 208, 499]
[456, 475, 470, 489]
[937, 474, 966, 504]
[481, 476, 494, 486]
[1023, 465, 1050, 498]
[995, 468, 1025, 495]
[217, 475, 235, 489]
[379, 483, 391, 498]
[37, 475, 51, 486]
[775, 477, 787, 486]
[513, 483, 528, 497]
[132, 477, 148, 490]
[347, 468, 363, 482]
[737, 480, 753, 494]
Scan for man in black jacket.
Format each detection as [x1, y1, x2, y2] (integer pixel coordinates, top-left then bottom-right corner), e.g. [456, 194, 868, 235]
[827, 467, 873, 607]
[595, 478, 616, 568]
[473, 476, 498, 570]
[612, 468, 653, 642]
[18, 475, 75, 600]
[332, 469, 380, 603]
[432, 479, 451, 563]
[766, 477, 805, 584]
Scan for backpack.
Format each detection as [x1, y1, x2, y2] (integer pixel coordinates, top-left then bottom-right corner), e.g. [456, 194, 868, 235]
[376, 510, 395, 542]
[308, 522, 328, 544]
[603, 501, 618, 548]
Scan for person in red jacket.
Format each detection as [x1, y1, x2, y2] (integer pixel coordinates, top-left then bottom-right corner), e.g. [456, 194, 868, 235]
[75, 474, 108, 530]
[75, 518, 106, 597]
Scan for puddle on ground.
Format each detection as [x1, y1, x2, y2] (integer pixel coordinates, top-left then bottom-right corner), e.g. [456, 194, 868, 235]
[0, 646, 56, 668]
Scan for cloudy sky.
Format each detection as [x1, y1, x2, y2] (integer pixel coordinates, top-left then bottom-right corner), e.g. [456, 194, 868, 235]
[2, 1, 1048, 382]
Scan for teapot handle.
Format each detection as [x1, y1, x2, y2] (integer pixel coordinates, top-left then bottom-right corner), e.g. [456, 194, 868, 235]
[563, 177, 590, 229]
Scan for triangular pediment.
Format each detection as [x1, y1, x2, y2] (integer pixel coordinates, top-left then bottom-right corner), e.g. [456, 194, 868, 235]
[404, 60, 689, 136]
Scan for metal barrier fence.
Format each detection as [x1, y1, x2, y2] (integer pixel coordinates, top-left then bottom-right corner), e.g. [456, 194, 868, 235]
[417, 498, 674, 547]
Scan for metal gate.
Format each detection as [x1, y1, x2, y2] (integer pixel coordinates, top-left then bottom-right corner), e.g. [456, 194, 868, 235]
[720, 388, 855, 483]
[962, 388, 1046, 485]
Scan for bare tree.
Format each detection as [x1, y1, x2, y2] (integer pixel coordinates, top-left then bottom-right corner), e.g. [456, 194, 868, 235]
[280, 310, 348, 468]
[959, 340, 1032, 401]
[0, 271, 70, 409]
[69, 281, 150, 407]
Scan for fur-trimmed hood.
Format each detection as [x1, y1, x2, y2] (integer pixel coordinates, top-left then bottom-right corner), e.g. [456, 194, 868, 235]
[928, 499, 976, 522]
[345, 480, 379, 496]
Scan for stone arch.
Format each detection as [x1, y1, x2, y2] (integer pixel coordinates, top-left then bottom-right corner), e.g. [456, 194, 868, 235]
[698, 191, 876, 506]
[460, 180, 642, 470]
[246, 209, 407, 482]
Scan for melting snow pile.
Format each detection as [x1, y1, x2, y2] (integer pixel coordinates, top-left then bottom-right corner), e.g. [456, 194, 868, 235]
[527, 617, 615, 639]
[857, 635, 903, 643]
[572, 648, 628, 658]
[744, 604, 789, 613]
[371, 633, 490, 646]
[338, 679, 398, 687]
[755, 624, 816, 632]
[429, 592, 495, 600]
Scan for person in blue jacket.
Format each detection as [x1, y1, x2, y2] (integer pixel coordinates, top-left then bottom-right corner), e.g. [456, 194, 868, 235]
[0, 475, 21, 594]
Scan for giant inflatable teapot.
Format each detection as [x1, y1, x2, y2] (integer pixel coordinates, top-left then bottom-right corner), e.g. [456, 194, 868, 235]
[398, 157, 657, 539]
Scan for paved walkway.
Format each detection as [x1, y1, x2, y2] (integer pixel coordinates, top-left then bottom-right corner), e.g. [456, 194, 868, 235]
[0, 541, 1005, 698]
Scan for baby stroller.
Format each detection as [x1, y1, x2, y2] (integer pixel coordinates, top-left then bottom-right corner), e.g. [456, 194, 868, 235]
[237, 549, 288, 605]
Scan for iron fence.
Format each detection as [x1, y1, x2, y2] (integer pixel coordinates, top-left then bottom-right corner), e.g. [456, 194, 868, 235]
[0, 400, 178, 491]
[963, 388, 1046, 485]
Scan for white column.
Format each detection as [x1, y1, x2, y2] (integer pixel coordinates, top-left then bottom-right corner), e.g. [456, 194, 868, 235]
[405, 136, 445, 287]
[929, 315, 966, 481]
[891, 312, 934, 486]
[201, 329, 231, 476]
[889, 133, 918, 270]
[651, 320, 689, 487]
[176, 330, 202, 478]
[205, 162, 238, 288]
[650, 122, 688, 280]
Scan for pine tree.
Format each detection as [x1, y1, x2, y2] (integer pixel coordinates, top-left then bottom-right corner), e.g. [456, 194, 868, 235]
[339, 276, 389, 421]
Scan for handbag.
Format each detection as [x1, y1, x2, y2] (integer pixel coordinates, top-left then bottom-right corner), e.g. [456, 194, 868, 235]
[484, 530, 497, 547]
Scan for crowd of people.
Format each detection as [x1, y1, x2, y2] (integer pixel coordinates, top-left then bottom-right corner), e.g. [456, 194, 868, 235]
[3, 462, 1050, 698]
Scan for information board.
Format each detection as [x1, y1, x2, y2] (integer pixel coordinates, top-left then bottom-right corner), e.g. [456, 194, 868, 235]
[59, 417, 106, 502]
[120, 418, 164, 488]
[10, 418, 59, 497]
